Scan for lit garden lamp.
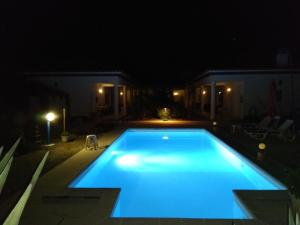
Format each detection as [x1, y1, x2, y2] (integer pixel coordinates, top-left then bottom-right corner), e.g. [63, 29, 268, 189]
[257, 143, 266, 161]
[45, 112, 56, 146]
[163, 108, 169, 121]
[158, 107, 170, 121]
[212, 121, 217, 131]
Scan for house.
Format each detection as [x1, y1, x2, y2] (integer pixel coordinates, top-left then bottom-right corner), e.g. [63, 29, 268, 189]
[25, 71, 136, 119]
[25, 69, 300, 122]
[187, 69, 300, 120]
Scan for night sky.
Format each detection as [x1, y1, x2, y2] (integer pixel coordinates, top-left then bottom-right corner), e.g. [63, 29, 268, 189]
[2, 1, 300, 84]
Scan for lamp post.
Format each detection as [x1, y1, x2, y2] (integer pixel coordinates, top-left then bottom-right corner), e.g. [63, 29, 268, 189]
[62, 108, 66, 133]
[45, 112, 56, 145]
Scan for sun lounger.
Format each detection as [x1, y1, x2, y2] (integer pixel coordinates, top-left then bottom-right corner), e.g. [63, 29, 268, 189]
[242, 116, 272, 130]
[246, 119, 296, 141]
[243, 116, 280, 133]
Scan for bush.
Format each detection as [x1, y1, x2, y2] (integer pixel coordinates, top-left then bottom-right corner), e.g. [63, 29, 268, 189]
[170, 103, 186, 118]
[61, 131, 69, 136]
[287, 168, 300, 198]
[131, 93, 157, 119]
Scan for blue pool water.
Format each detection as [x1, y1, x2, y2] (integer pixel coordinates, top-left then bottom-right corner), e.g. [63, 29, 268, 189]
[70, 129, 285, 219]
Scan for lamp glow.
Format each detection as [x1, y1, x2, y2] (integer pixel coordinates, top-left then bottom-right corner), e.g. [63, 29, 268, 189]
[45, 112, 56, 122]
[202, 90, 206, 95]
[173, 92, 179, 96]
[120, 91, 124, 96]
[98, 88, 103, 94]
[218, 91, 222, 95]
[258, 143, 266, 150]
[212, 121, 217, 126]
[226, 87, 232, 93]
[117, 155, 138, 166]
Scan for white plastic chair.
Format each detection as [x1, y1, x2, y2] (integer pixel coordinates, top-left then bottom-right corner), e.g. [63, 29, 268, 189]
[85, 135, 98, 150]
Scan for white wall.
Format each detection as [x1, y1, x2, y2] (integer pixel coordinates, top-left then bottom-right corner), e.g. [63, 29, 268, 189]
[242, 74, 293, 117]
[220, 81, 244, 119]
[28, 75, 121, 117]
[194, 73, 298, 118]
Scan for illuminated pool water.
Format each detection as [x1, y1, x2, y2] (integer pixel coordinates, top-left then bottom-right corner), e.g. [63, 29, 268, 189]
[70, 129, 285, 219]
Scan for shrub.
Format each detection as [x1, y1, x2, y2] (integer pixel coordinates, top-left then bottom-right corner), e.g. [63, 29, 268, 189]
[287, 168, 300, 198]
[61, 131, 69, 136]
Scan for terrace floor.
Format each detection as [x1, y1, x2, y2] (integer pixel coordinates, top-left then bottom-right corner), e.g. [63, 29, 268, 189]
[1, 119, 298, 225]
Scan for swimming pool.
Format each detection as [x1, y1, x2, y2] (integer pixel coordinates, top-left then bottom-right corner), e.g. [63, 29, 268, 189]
[70, 129, 285, 219]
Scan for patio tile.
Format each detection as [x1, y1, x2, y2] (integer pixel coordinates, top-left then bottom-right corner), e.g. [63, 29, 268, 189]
[234, 219, 265, 225]
[203, 219, 233, 225]
[101, 218, 123, 225]
[60, 217, 122, 225]
[20, 214, 63, 225]
[158, 218, 182, 225]
[122, 218, 159, 225]
[60, 218, 95, 225]
[181, 218, 204, 225]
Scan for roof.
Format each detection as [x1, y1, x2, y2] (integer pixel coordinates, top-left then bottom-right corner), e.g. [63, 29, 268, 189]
[21, 71, 134, 82]
[194, 69, 300, 81]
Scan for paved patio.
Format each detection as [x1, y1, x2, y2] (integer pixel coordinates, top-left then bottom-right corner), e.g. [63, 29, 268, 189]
[0, 119, 295, 224]
[123, 119, 211, 128]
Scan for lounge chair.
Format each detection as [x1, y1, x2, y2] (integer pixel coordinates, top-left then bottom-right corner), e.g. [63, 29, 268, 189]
[243, 116, 278, 133]
[247, 119, 296, 141]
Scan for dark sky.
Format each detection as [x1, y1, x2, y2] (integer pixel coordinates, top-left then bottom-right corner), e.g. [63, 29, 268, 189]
[2, 1, 300, 84]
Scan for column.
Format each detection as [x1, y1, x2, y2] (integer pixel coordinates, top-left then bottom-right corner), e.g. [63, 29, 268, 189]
[210, 81, 216, 120]
[113, 83, 119, 119]
[123, 86, 127, 115]
[184, 88, 188, 109]
[201, 86, 205, 114]
[91, 84, 97, 114]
